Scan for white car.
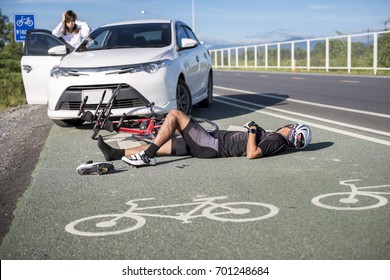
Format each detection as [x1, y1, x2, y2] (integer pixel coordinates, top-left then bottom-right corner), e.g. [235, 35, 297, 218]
[21, 19, 213, 126]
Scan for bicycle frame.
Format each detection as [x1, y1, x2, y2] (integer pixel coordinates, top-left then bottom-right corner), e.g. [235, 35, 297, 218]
[78, 84, 219, 140]
[78, 84, 162, 139]
[114, 114, 164, 141]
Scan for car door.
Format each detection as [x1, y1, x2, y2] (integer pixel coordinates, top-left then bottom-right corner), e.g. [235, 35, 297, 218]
[176, 23, 205, 98]
[21, 29, 72, 104]
[182, 25, 209, 94]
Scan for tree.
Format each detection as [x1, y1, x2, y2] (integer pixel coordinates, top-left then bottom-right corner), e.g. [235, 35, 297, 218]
[0, 9, 11, 50]
[385, 18, 390, 31]
[378, 19, 390, 67]
[0, 9, 23, 57]
[0, 9, 25, 109]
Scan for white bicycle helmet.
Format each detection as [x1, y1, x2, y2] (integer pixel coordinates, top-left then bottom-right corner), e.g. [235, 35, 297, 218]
[287, 123, 312, 149]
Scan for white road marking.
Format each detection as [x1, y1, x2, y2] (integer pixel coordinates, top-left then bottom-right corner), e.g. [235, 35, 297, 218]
[214, 85, 390, 119]
[339, 80, 360, 84]
[105, 133, 141, 149]
[216, 94, 390, 137]
[311, 179, 390, 211]
[291, 77, 305, 80]
[227, 125, 247, 132]
[65, 196, 279, 236]
[215, 96, 390, 147]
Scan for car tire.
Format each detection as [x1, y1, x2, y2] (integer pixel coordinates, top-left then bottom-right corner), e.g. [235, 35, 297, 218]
[199, 72, 213, 108]
[176, 79, 192, 115]
[52, 119, 84, 127]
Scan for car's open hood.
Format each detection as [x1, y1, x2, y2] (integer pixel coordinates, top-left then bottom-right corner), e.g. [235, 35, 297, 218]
[59, 47, 173, 68]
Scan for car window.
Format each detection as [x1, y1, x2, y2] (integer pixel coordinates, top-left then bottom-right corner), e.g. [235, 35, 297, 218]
[24, 32, 64, 56]
[183, 26, 199, 43]
[176, 24, 200, 48]
[176, 25, 188, 48]
[80, 30, 110, 50]
[76, 23, 171, 52]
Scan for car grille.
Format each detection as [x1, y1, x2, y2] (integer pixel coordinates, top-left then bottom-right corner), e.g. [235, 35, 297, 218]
[56, 84, 147, 111]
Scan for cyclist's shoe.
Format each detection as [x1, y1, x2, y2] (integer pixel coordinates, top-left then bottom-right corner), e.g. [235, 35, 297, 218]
[77, 160, 115, 175]
[121, 151, 156, 167]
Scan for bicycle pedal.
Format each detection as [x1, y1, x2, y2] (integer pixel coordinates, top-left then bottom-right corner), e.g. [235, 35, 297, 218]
[80, 111, 94, 122]
[103, 120, 114, 132]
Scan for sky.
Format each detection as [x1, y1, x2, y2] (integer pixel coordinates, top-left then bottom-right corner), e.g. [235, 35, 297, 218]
[2, 0, 390, 48]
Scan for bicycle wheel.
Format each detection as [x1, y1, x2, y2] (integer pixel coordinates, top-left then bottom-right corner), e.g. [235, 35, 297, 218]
[311, 192, 387, 210]
[192, 117, 219, 134]
[202, 202, 279, 222]
[65, 214, 146, 237]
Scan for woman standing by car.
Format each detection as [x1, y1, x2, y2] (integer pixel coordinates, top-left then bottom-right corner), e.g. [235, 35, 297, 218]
[52, 10, 91, 48]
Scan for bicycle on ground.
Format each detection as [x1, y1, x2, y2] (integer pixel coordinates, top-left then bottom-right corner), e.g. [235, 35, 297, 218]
[78, 84, 218, 141]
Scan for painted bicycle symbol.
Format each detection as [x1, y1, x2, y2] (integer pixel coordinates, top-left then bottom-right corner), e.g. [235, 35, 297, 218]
[16, 16, 34, 27]
[312, 179, 390, 210]
[65, 196, 279, 237]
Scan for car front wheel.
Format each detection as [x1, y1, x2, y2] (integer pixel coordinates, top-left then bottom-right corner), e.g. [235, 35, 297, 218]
[176, 79, 192, 115]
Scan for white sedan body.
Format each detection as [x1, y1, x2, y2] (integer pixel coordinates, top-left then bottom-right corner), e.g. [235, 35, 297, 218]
[21, 19, 213, 126]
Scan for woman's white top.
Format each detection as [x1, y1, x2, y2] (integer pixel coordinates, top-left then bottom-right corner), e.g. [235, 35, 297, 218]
[52, 20, 91, 48]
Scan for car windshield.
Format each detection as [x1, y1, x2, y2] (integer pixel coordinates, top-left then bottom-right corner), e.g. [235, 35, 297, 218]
[76, 22, 171, 52]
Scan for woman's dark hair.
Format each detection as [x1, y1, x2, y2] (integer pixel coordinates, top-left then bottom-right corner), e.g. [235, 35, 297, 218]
[62, 10, 79, 35]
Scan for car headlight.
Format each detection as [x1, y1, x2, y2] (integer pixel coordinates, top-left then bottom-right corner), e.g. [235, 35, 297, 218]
[144, 60, 172, 74]
[50, 59, 172, 78]
[113, 59, 172, 75]
[50, 66, 69, 78]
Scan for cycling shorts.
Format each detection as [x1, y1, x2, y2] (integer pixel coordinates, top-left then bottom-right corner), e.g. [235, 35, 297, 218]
[171, 119, 219, 158]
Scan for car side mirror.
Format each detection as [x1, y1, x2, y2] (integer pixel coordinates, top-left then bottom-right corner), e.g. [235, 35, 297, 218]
[48, 45, 67, 56]
[180, 38, 198, 49]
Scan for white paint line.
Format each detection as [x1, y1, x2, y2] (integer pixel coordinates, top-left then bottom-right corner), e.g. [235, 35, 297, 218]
[214, 85, 390, 119]
[291, 77, 305, 80]
[105, 133, 141, 149]
[215, 97, 390, 147]
[339, 80, 360, 84]
[215, 94, 390, 137]
[227, 125, 247, 132]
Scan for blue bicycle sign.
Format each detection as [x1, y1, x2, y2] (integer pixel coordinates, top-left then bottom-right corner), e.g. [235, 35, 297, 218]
[14, 14, 35, 42]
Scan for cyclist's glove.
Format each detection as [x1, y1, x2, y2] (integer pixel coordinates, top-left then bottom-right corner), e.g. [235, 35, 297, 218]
[243, 121, 258, 130]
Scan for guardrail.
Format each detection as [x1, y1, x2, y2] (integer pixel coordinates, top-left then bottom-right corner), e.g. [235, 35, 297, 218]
[210, 30, 390, 75]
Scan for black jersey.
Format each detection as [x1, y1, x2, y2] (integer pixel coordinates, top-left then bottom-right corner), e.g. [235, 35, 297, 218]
[216, 131, 248, 157]
[216, 128, 288, 157]
[173, 120, 289, 159]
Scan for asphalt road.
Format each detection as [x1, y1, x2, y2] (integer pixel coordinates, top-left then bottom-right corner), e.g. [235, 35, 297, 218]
[213, 71, 390, 132]
[0, 71, 389, 260]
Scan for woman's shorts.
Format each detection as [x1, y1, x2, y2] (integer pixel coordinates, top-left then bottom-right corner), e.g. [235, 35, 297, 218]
[171, 119, 219, 158]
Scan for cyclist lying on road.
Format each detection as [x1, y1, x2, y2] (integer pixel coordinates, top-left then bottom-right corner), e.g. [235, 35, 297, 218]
[98, 109, 312, 167]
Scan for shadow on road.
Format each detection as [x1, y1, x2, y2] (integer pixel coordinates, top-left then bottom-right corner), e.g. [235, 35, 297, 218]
[304, 141, 334, 151]
[192, 92, 289, 122]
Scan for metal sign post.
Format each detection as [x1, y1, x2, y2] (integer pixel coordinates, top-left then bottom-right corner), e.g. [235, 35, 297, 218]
[14, 14, 35, 42]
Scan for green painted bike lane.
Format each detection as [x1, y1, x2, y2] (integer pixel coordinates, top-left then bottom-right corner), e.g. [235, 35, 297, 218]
[1, 101, 389, 259]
